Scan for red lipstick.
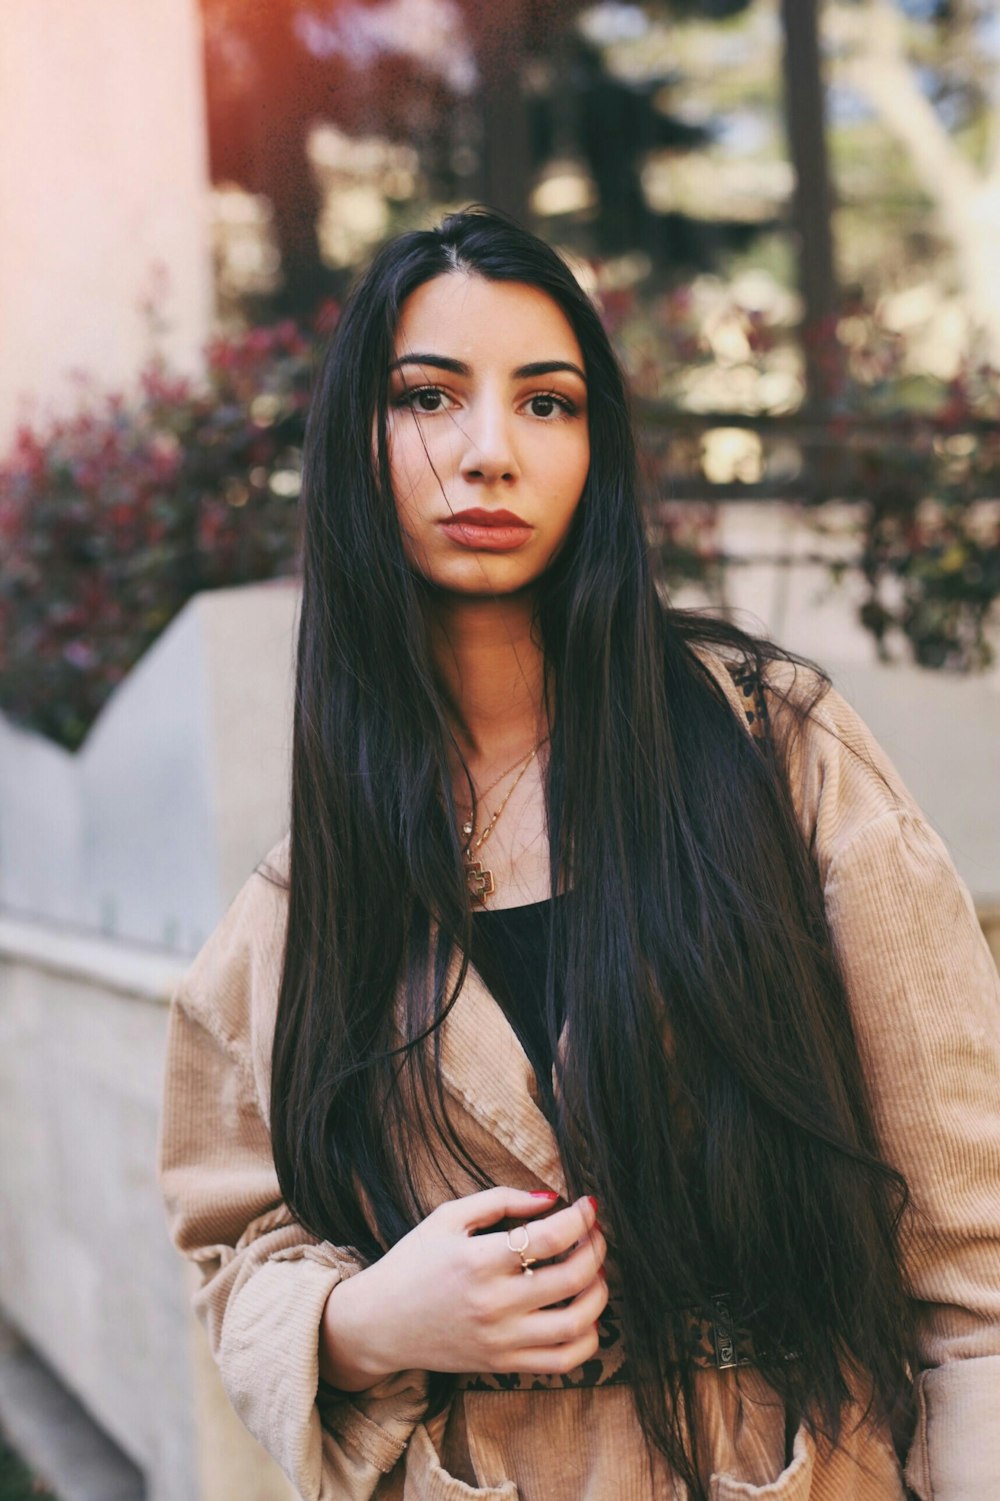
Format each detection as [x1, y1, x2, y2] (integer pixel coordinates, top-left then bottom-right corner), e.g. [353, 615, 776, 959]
[439, 506, 533, 552]
[448, 507, 526, 525]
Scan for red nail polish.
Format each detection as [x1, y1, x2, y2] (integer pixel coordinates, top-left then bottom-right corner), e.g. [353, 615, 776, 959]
[530, 1190, 558, 1198]
[598, 1267, 607, 1281]
[588, 1196, 598, 1214]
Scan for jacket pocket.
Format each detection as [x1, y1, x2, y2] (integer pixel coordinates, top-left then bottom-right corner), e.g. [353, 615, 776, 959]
[710, 1419, 814, 1501]
[403, 1421, 519, 1500]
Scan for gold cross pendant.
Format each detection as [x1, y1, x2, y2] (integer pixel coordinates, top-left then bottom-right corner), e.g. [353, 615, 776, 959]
[465, 860, 496, 905]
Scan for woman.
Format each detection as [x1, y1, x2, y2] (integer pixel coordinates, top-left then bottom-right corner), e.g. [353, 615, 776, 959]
[159, 209, 1000, 1501]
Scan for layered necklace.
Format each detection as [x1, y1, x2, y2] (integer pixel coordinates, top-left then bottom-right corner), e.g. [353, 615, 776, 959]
[459, 737, 547, 907]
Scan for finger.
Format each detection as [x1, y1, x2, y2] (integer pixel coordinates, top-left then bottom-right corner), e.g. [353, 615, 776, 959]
[513, 1230, 607, 1305]
[519, 1271, 608, 1349]
[501, 1323, 602, 1378]
[444, 1185, 562, 1234]
[486, 1195, 597, 1266]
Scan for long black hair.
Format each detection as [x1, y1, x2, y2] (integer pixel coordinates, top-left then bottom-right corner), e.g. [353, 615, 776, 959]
[271, 208, 914, 1496]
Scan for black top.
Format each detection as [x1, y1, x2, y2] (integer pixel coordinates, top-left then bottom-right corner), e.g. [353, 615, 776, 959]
[468, 895, 566, 1118]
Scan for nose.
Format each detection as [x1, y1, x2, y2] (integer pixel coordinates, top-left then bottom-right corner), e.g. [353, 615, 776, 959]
[458, 396, 520, 486]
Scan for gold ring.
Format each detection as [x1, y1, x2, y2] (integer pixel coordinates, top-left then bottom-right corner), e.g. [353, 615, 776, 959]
[505, 1224, 538, 1275]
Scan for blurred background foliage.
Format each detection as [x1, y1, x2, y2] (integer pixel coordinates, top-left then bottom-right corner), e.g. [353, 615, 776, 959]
[0, 323, 312, 749]
[2, 0, 999, 748]
[0, 1431, 56, 1501]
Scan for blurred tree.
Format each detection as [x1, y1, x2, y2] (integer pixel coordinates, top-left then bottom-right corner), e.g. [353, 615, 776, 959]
[837, 0, 1000, 356]
[200, 0, 766, 311]
[202, 0, 461, 311]
[781, 0, 840, 407]
[541, 16, 764, 263]
[201, 0, 591, 308]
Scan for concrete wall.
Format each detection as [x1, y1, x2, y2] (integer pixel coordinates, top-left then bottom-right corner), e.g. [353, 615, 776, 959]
[0, 0, 213, 448]
[0, 919, 296, 1501]
[0, 583, 298, 1496]
[0, 582, 298, 955]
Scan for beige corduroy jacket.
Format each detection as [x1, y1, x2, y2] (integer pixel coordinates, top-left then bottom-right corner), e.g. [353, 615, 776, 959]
[158, 655, 1000, 1501]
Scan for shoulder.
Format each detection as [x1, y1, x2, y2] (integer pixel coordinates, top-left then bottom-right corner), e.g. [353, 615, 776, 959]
[691, 643, 924, 881]
[173, 835, 291, 1065]
[763, 660, 926, 877]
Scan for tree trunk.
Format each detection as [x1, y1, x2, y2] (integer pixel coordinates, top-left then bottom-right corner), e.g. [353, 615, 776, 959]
[476, 3, 533, 221]
[780, 0, 842, 411]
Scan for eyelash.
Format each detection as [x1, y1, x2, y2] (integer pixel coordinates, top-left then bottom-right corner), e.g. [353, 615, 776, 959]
[527, 391, 579, 419]
[392, 386, 450, 413]
[392, 386, 580, 419]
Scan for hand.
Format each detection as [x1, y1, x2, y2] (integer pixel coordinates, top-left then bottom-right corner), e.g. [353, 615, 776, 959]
[319, 1187, 607, 1391]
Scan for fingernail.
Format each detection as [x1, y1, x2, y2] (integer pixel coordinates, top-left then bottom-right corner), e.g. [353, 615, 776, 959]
[598, 1267, 607, 1281]
[587, 1196, 598, 1214]
[531, 1190, 558, 1198]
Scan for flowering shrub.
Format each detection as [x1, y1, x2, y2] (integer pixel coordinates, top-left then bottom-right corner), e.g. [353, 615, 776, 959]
[831, 320, 1000, 670]
[856, 427, 1000, 671]
[0, 319, 317, 748]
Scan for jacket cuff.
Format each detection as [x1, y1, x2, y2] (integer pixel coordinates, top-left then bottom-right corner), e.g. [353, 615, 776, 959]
[218, 1247, 427, 1498]
[906, 1355, 1000, 1500]
[322, 1369, 429, 1474]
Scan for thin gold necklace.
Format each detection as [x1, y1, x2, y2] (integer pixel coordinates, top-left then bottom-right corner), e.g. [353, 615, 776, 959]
[461, 739, 545, 906]
[457, 740, 542, 819]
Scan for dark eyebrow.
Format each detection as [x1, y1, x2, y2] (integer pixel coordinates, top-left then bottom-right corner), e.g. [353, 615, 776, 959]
[388, 354, 469, 376]
[387, 354, 587, 383]
[513, 360, 587, 383]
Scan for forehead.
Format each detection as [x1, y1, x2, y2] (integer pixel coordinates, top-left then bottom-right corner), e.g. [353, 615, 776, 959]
[392, 273, 584, 367]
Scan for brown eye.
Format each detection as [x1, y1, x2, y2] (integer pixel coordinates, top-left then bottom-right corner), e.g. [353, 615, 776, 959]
[392, 385, 449, 413]
[526, 392, 575, 418]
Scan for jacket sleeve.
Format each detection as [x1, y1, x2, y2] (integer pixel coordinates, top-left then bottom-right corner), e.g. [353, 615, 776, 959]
[795, 689, 1000, 1501]
[157, 856, 428, 1501]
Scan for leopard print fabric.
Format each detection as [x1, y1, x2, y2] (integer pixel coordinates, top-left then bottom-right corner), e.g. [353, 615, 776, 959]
[457, 1295, 630, 1393]
[729, 660, 770, 743]
[455, 1296, 756, 1392]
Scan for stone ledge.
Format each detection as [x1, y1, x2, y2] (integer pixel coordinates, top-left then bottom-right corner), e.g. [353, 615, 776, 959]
[0, 915, 184, 1003]
[0, 1317, 145, 1501]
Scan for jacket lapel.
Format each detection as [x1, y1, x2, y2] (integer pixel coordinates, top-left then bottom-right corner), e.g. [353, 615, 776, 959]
[436, 949, 567, 1196]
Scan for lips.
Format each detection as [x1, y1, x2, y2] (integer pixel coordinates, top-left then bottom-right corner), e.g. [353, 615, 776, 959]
[439, 506, 533, 552]
[445, 507, 528, 526]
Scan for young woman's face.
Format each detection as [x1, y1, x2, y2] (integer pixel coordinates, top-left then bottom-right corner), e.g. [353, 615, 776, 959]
[386, 273, 590, 597]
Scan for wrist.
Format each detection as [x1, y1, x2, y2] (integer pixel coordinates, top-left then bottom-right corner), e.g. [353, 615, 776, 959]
[319, 1264, 395, 1393]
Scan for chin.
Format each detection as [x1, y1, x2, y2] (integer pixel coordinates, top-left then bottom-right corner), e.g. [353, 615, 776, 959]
[420, 568, 544, 601]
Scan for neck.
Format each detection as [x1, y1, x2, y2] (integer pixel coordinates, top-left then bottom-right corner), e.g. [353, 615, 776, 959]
[423, 590, 548, 764]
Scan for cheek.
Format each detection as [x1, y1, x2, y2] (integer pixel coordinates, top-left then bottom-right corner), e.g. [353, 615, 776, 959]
[387, 424, 431, 516]
[548, 436, 590, 522]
